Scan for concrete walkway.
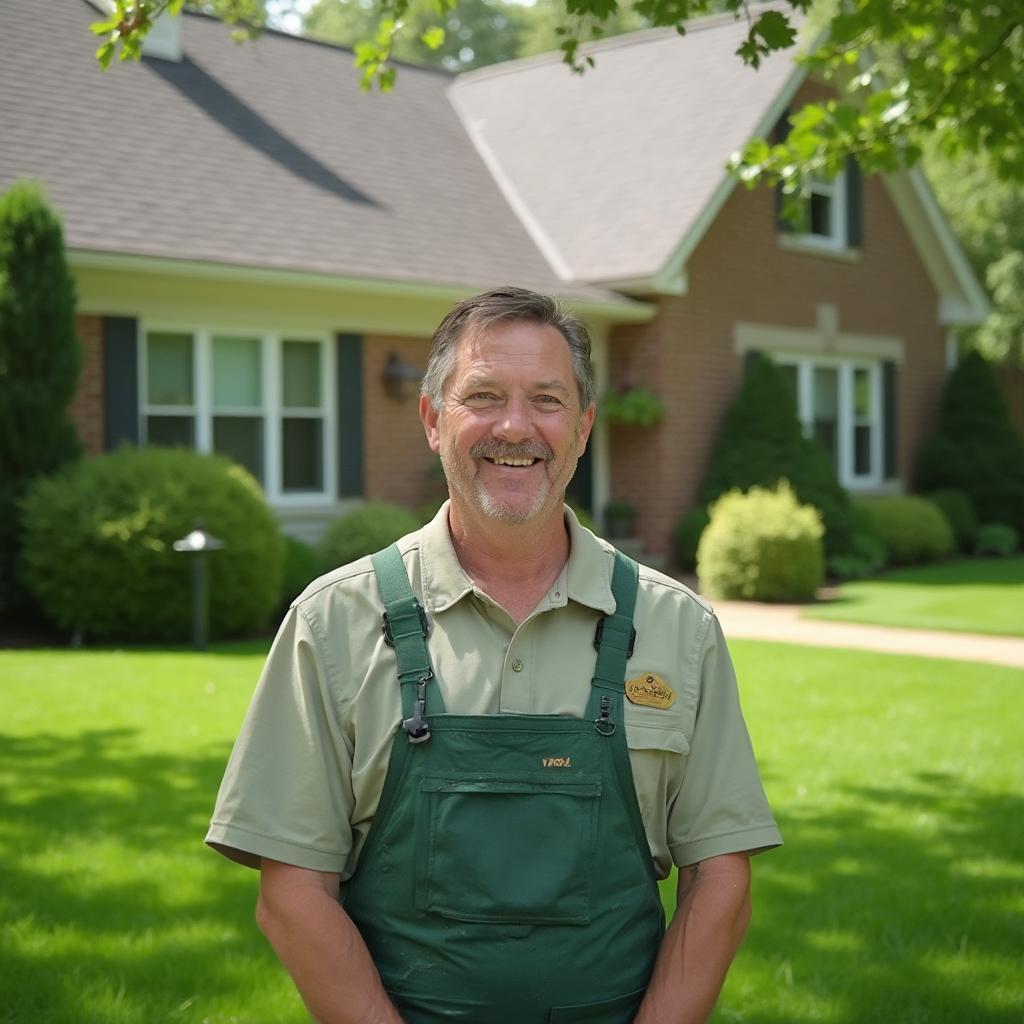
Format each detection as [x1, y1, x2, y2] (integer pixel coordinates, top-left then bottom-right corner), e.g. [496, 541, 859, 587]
[711, 599, 1024, 669]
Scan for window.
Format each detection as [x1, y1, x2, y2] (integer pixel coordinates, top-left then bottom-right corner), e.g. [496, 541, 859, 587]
[142, 328, 334, 502]
[776, 355, 882, 488]
[799, 170, 848, 250]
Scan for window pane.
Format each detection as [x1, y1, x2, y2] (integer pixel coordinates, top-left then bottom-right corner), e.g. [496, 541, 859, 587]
[282, 418, 323, 492]
[855, 424, 872, 475]
[214, 416, 263, 482]
[809, 192, 832, 237]
[812, 366, 839, 463]
[853, 367, 872, 417]
[147, 415, 194, 448]
[147, 332, 193, 406]
[213, 336, 262, 408]
[283, 341, 321, 409]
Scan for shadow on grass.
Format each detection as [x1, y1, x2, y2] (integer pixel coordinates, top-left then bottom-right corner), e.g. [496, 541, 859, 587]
[0, 728, 287, 1023]
[737, 771, 1024, 1024]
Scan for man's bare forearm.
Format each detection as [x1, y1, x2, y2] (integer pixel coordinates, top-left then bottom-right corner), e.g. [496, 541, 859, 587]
[257, 859, 403, 1024]
[633, 852, 752, 1024]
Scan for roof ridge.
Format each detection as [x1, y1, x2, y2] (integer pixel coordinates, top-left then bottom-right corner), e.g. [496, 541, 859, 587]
[454, 0, 791, 85]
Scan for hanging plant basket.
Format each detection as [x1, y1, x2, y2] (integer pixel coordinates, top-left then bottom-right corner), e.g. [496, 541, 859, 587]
[601, 386, 665, 427]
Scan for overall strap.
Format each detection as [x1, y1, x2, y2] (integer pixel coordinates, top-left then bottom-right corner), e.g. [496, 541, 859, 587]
[586, 549, 639, 727]
[371, 543, 446, 742]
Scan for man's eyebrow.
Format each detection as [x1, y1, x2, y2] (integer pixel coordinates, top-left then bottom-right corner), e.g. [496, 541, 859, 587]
[533, 380, 572, 395]
[458, 375, 501, 392]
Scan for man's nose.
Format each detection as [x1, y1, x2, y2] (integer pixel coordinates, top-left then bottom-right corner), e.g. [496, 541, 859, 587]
[494, 396, 532, 442]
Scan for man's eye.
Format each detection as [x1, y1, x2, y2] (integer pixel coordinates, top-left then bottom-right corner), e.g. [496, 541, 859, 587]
[535, 394, 562, 405]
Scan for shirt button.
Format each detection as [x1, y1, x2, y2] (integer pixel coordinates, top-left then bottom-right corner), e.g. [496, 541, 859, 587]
[511, 658, 524, 672]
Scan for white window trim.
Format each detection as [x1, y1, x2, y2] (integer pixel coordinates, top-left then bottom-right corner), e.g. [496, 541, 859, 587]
[775, 352, 883, 490]
[777, 169, 856, 258]
[140, 324, 337, 506]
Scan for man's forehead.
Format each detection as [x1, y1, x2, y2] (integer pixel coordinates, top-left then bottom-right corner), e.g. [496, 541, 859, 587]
[454, 320, 572, 367]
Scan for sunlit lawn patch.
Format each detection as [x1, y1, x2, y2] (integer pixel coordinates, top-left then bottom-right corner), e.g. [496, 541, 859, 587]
[1, 639, 1022, 1022]
[802, 557, 1024, 637]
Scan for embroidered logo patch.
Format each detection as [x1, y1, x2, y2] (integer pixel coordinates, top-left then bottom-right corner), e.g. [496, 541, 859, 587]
[626, 673, 675, 709]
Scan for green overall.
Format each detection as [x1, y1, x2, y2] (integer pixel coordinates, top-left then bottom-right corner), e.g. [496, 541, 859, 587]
[342, 544, 665, 1023]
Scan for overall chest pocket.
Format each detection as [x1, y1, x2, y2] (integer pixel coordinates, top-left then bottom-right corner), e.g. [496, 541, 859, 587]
[414, 772, 602, 925]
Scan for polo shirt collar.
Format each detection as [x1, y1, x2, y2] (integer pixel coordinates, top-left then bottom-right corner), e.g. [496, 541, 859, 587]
[419, 501, 616, 616]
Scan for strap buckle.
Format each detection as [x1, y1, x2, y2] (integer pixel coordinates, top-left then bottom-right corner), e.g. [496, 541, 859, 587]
[402, 671, 433, 744]
[593, 616, 636, 658]
[382, 601, 430, 647]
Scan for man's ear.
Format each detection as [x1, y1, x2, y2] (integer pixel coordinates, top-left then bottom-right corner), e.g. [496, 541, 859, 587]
[420, 394, 441, 453]
[577, 403, 596, 456]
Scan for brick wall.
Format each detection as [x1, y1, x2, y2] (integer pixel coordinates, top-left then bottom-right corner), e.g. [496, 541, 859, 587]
[609, 86, 944, 559]
[69, 314, 104, 455]
[996, 365, 1024, 436]
[362, 334, 442, 509]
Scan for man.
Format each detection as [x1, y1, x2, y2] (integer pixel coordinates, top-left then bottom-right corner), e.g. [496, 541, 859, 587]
[207, 287, 781, 1024]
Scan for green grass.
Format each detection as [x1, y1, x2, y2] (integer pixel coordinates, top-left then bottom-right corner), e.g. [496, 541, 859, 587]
[2, 641, 1022, 1023]
[803, 557, 1024, 637]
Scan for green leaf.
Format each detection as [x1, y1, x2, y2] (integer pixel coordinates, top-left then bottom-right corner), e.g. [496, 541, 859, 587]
[753, 10, 796, 51]
[420, 26, 445, 50]
[95, 40, 116, 70]
[89, 17, 119, 36]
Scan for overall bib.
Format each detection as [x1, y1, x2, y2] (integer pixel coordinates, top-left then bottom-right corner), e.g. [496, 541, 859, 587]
[342, 545, 664, 1023]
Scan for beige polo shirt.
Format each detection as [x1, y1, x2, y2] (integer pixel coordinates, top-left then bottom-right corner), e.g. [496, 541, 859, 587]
[206, 504, 781, 881]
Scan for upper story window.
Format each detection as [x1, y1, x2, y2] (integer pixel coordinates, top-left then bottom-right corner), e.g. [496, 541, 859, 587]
[142, 328, 335, 503]
[800, 170, 849, 251]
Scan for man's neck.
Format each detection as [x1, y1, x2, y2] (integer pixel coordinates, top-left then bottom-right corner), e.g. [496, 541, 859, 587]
[447, 501, 570, 622]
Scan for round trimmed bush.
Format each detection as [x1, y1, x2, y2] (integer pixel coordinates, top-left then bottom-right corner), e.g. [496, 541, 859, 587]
[21, 447, 284, 641]
[852, 495, 954, 566]
[280, 536, 321, 605]
[319, 502, 420, 570]
[697, 482, 824, 602]
[974, 522, 1020, 556]
[673, 506, 710, 572]
[927, 488, 978, 553]
[827, 529, 887, 581]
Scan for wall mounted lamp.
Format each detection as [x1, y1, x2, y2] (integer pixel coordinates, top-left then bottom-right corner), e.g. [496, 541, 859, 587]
[381, 351, 423, 400]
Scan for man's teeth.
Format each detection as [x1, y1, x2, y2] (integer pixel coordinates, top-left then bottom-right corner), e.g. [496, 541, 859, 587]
[491, 457, 536, 466]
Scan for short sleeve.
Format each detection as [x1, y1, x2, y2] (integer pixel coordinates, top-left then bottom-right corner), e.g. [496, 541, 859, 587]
[667, 614, 782, 867]
[205, 605, 354, 872]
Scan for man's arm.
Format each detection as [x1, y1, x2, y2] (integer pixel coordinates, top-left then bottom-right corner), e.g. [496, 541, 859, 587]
[256, 859, 403, 1024]
[633, 852, 752, 1024]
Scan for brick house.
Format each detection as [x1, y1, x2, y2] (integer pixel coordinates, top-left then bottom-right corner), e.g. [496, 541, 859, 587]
[1, 0, 987, 559]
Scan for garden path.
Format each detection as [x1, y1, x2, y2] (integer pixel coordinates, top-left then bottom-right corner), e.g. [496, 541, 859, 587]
[709, 598, 1024, 669]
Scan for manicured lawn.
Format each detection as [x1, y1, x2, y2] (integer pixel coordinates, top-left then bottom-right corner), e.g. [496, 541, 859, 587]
[1, 640, 1022, 1023]
[803, 557, 1024, 637]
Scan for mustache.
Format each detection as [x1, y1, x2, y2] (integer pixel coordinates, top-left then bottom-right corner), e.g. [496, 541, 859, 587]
[469, 440, 553, 461]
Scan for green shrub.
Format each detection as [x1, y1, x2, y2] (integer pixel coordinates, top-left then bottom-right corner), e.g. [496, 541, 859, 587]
[926, 488, 978, 553]
[698, 356, 855, 557]
[974, 522, 1020, 556]
[280, 536, 321, 606]
[915, 350, 1024, 531]
[21, 447, 284, 641]
[673, 507, 710, 572]
[853, 495, 955, 566]
[320, 502, 420, 570]
[697, 482, 824, 602]
[0, 181, 82, 612]
[827, 529, 888, 580]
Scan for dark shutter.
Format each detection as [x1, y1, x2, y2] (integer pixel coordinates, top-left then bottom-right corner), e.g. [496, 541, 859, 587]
[336, 333, 364, 498]
[882, 360, 897, 479]
[103, 317, 139, 449]
[744, 349, 762, 374]
[845, 155, 863, 248]
[772, 111, 795, 233]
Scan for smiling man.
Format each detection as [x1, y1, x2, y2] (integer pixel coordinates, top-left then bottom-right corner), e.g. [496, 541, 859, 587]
[207, 287, 781, 1024]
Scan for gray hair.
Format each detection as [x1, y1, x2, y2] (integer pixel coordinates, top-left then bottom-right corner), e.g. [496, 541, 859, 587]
[421, 287, 596, 411]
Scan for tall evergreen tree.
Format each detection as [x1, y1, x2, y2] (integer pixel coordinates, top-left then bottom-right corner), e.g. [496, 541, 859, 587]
[915, 350, 1024, 530]
[0, 180, 82, 612]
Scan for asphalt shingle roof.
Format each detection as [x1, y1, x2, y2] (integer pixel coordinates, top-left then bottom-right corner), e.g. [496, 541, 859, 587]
[450, 15, 799, 283]
[0, 0, 621, 302]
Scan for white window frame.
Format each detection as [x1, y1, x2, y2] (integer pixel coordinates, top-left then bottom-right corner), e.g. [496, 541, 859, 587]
[797, 169, 848, 252]
[775, 353, 883, 489]
[140, 325, 337, 506]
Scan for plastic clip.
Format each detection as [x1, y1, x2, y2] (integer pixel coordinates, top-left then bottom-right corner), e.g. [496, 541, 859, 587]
[593, 616, 636, 658]
[382, 602, 430, 648]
